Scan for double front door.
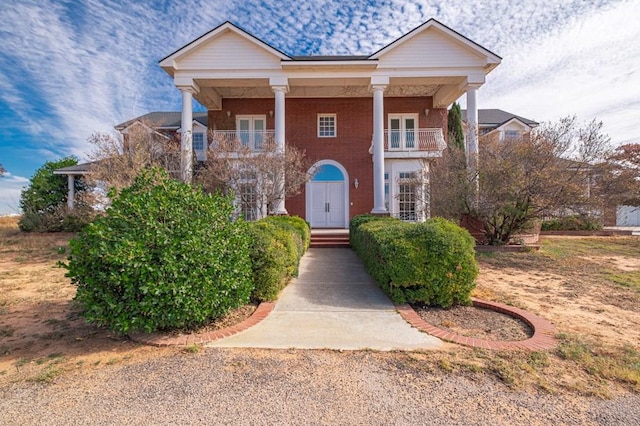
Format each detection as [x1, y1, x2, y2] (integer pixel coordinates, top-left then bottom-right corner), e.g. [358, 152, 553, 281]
[310, 182, 345, 228]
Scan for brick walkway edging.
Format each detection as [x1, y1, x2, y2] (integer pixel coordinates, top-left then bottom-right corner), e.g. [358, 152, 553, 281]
[128, 302, 276, 347]
[396, 298, 557, 351]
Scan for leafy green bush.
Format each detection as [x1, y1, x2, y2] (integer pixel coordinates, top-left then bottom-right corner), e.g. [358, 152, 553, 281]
[350, 214, 478, 307]
[64, 168, 252, 333]
[20, 204, 95, 233]
[247, 215, 310, 301]
[247, 221, 289, 302]
[264, 215, 311, 251]
[19, 157, 92, 232]
[541, 215, 603, 231]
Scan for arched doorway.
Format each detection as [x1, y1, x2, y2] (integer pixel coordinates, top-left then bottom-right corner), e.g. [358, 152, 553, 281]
[306, 160, 349, 228]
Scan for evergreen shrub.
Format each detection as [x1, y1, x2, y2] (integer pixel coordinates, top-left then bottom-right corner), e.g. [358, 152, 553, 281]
[248, 215, 310, 301]
[64, 168, 252, 333]
[541, 215, 603, 231]
[350, 214, 478, 307]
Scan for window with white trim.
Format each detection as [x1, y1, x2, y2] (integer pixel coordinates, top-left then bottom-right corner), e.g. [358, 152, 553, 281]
[388, 114, 418, 150]
[384, 173, 390, 211]
[504, 130, 520, 139]
[192, 132, 206, 161]
[237, 115, 266, 151]
[192, 132, 204, 151]
[398, 172, 417, 221]
[318, 114, 336, 137]
[238, 172, 258, 221]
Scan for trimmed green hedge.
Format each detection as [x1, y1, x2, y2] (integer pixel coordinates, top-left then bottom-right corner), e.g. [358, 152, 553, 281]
[248, 215, 310, 302]
[264, 215, 311, 251]
[350, 215, 478, 307]
[64, 168, 253, 334]
[541, 215, 603, 231]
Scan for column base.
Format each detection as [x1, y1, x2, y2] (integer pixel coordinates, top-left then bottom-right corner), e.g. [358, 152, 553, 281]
[370, 208, 389, 216]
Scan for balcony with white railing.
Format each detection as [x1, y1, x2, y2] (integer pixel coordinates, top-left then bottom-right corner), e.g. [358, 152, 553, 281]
[383, 128, 446, 158]
[210, 130, 276, 152]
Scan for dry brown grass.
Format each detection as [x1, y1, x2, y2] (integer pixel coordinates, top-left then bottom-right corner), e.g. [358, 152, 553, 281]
[0, 216, 177, 384]
[1, 217, 639, 396]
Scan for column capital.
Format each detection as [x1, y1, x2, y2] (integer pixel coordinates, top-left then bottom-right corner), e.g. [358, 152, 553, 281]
[464, 83, 482, 92]
[370, 84, 387, 93]
[177, 85, 199, 95]
[271, 85, 289, 94]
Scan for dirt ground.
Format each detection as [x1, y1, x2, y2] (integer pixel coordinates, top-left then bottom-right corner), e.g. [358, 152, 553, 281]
[475, 237, 640, 350]
[1, 216, 639, 396]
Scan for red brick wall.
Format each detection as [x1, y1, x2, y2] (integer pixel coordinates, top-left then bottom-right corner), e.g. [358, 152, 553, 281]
[208, 96, 446, 221]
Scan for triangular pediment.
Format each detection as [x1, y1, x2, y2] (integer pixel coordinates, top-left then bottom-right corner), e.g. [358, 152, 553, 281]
[370, 19, 500, 70]
[160, 22, 290, 74]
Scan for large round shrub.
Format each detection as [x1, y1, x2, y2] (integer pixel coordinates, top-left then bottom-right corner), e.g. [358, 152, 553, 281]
[65, 168, 252, 333]
[350, 214, 478, 307]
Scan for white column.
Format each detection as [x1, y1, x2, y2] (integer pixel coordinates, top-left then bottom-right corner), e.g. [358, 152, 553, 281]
[67, 175, 75, 210]
[466, 86, 480, 205]
[180, 87, 195, 183]
[272, 85, 288, 215]
[371, 85, 387, 214]
[466, 86, 479, 158]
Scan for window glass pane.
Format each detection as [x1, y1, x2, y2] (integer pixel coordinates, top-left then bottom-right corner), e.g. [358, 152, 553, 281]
[390, 119, 401, 149]
[192, 133, 204, 151]
[318, 115, 336, 137]
[312, 164, 344, 181]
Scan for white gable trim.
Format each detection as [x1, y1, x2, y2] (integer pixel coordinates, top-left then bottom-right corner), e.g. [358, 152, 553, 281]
[119, 121, 171, 140]
[159, 21, 291, 73]
[494, 117, 535, 131]
[369, 19, 501, 67]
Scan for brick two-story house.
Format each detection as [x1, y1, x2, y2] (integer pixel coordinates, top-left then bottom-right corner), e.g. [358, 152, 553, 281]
[57, 19, 501, 228]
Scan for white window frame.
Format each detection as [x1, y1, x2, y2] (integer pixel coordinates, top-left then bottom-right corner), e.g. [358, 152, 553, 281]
[504, 130, 520, 139]
[237, 171, 260, 221]
[388, 114, 419, 151]
[317, 114, 337, 138]
[236, 115, 267, 151]
[397, 171, 418, 221]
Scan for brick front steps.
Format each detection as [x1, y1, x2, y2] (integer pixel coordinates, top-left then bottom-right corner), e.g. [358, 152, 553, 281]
[128, 302, 275, 347]
[310, 231, 351, 248]
[396, 298, 557, 351]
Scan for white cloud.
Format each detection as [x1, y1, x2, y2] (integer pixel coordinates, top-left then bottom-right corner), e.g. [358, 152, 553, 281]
[0, 172, 29, 215]
[480, 0, 640, 144]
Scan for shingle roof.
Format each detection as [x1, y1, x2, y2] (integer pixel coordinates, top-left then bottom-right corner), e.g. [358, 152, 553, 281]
[289, 55, 370, 61]
[115, 111, 208, 129]
[461, 109, 538, 127]
[52, 161, 99, 175]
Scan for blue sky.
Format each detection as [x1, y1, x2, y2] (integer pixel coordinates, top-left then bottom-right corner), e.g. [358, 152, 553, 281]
[1, 0, 639, 214]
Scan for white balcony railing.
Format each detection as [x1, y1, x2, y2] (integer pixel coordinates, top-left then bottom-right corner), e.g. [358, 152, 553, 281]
[384, 128, 446, 152]
[210, 130, 276, 152]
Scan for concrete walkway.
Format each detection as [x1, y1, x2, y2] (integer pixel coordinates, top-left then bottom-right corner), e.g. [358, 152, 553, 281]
[207, 248, 442, 351]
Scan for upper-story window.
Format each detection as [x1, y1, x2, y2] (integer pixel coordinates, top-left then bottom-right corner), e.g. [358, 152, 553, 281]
[318, 114, 336, 137]
[504, 130, 520, 139]
[237, 115, 267, 151]
[192, 132, 206, 161]
[192, 132, 205, 151]
[388, 114, 418, 150]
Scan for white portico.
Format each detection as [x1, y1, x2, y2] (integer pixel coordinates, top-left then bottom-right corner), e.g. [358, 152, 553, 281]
[159, 19, 500, 220]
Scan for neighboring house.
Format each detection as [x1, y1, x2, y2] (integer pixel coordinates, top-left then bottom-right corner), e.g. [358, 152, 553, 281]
[57, 19, 501, 228]
[461, 109, 538, 140]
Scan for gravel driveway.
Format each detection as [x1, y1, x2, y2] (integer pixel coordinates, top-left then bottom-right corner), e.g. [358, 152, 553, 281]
[1, 349, 639, 425]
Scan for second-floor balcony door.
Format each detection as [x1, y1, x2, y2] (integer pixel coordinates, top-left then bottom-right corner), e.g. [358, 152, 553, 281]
[237, 115, 266, 151]
[388, 114, 418, 150]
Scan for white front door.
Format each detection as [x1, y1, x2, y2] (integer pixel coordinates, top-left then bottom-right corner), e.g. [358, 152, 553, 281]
[310, 182, 345, 228]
